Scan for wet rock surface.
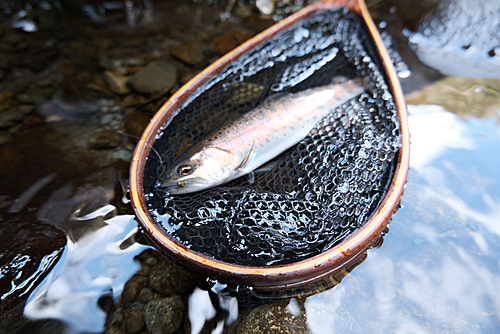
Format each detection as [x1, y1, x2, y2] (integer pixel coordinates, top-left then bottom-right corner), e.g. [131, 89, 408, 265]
[103, 249, 199, 334]
[148, 258, 199, 295]
[145, 296, 184, 334]
[171, 40, 205, 65]
[128, 61, 177, 96]
[237, 301, 310, 334]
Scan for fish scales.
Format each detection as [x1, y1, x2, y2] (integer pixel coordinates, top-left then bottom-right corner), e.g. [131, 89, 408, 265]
[161, 79, 364, 194]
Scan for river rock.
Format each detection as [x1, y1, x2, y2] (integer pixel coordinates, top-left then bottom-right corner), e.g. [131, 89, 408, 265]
[122, 276, 148, 307]
[171, 40, 205, 65]
[128, 61, 177, 95]
[104, 70, 130, 95]
[23, 115, 44, 127]
[123, 112, 150, 143]
[4, 32, 24, 45]
[16, 86, 53, 104]
[145, 295, 184, 334]
[237, 302, 310, 334]
[211, 30, 253, 55]
[138, 287, 162, 304]
[0, 131, 12, 145]
[121, 94, 147, 108]
[89, 129, 122, 149]
[0, 110, 24, 129]
[148, 258, 199, 296]
[124, 303, 146, 334]
[0, 91, 13, 106]
[0, 52, 8, 69]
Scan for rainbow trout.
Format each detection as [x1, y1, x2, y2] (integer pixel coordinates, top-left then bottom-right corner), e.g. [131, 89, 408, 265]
[160, 78, 363, 194]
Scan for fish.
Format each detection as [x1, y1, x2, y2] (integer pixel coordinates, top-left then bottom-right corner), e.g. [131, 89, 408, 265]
[160, 78, 364, 194]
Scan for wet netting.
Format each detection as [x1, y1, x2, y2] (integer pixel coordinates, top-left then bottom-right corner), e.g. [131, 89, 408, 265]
[143, 9, 401, 266]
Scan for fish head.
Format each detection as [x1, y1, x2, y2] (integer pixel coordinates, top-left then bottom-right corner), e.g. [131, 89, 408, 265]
[160, 146, 237, 194]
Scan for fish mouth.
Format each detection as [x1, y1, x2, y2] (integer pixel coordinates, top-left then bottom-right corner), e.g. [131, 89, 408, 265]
[159, 175, 200, 194]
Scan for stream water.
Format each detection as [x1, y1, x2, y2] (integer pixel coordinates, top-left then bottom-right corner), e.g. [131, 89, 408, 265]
[1, 0, 500, 333]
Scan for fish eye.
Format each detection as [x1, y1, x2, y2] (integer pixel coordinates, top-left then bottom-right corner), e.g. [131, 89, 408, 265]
[177, 164, 194, 176]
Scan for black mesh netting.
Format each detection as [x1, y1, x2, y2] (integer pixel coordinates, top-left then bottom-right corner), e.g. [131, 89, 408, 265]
[142, 9, 401, 266]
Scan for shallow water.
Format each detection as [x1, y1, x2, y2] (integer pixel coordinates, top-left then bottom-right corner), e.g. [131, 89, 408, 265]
[1, 0, 500, 333]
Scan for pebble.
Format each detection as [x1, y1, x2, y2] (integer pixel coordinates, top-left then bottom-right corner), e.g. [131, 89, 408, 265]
[256, 0, 277, 15]
[123, 112, 151, 143]
[89, 129, 122, 149]
[237, 302, 310, 334]
[59, 60, 76, 77]
[0, 91, 14, 111]
[100, 113, 118, 126]
[0, 53, 8, 69]
[16, 86, 53, 104]
[144, 255, 158, 266]
[23, 115, 44, 127]
[138, 287, 161, 304]
[148, 258, 199, 296]
[0, 131, 13, 145]
[111, 149, 133, 162]
[104, 326, 126, 334]
[122, 276, 148, 307]
[104, 70, 130, 95]
[171, 40, 205, 65]
[124, 303, 146, 334]
[0, 90, 14, 102]
[128, 61, 177, 96]
[145, 295, 184, 334]
[122, 94, 147, 108]
[106, 306, 124, 330]
[122, 58, 146, 67]
[0, 110, 25, 129]
[4, 32, 24, 45]
[211, 30, 254, 55]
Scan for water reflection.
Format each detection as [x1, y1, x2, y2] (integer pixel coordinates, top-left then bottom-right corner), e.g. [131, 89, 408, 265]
[24, 214, 149, 333]
[305, 104, 500, 333]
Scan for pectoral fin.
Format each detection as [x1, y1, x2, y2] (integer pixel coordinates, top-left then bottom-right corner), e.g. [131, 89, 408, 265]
[236, 140, 255, 171]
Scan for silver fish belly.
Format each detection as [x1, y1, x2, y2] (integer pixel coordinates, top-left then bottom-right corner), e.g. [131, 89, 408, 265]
[161, 78, 364, 194]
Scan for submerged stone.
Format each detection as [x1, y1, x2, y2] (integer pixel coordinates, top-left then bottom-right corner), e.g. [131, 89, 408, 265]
[124, 303, 146, 334]
[145, 295, 184, 334]
[128, 61, 177, 96]
[211, 30, 254, 55]
[122, 276, 148, 307]
[148, 258, 198, 295]
[171, 40, 205, 65]
[123, 112, 151, 143]
[104, 70, 130, 95]
[89, 130, 122, 149]
[237, 302, 309, 334]
[0, 110, 24, 129]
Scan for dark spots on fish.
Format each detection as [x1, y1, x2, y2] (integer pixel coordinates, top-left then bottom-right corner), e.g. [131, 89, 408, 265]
[488, 48, 497, 57]
[266, 138, 270, 143]
[462, 44, 471, 50]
